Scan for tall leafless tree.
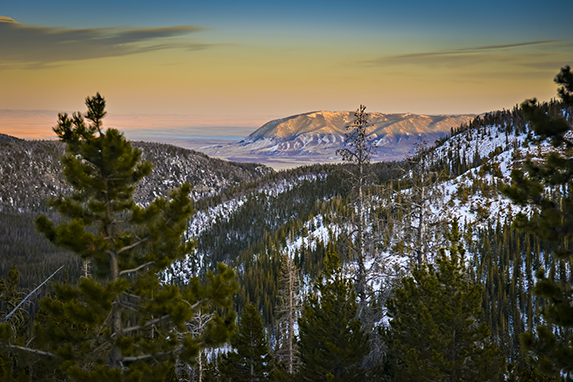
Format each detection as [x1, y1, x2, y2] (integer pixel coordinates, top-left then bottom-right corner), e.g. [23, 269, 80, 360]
[392, 142, 446, 269]
[275, 253, 301, 374]
[336, 105, 375, 307]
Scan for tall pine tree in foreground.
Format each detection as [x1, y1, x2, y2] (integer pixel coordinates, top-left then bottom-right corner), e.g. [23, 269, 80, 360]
[384, 221, 505, 382]
[502, 65, 573, 379]
[297, 251, 369, 382]
[1, 94, 238, 381]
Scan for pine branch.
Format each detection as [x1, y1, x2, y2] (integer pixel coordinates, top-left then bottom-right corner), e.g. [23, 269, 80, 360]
[119, 260, 154, 276]
[117, 239, 149, 255]
[2, 265, 64, 323]
[121, 349, 178, 363]
[183, 298, 209, 311]
[1, 344, 58, 358]
[117, 301, 140, 312]
[122, 314, 171, 334]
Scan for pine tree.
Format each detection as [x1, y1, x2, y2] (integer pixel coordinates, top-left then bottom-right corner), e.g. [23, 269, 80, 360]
[384, 221, 505, 382]
[297, 251, 369, 382]
[336, 105, 375, 306]
[501, 65, 573, 379]
[202, 357, 223, 382]
[1, 94, 238, 381]
[220, 303, 273, 382]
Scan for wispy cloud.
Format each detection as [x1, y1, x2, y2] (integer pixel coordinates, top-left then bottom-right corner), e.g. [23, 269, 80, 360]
[359, 40, 567, 68]
[0, 16, 211, 69]
[456, 40, 558, 52]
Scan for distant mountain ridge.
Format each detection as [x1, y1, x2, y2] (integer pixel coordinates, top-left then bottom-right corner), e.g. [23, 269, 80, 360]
[0, 139, 272, 213]
[249, 111, 472, 139]
[0, 133, 22, 142]
[202, 110, 475, 164]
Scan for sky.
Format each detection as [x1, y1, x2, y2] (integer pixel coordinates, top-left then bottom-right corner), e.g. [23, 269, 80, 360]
[1, 0, 573, 139]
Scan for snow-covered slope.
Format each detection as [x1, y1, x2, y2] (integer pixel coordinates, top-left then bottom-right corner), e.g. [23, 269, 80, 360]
[425, 118, 562, 230]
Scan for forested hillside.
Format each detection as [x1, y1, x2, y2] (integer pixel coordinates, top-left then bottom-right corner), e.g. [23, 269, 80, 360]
[0, 137, 271, 212]
[0, 138, 271, 303]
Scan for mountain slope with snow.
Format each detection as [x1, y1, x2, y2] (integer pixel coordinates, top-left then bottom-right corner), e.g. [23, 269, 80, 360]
[0, 139, 272, 213]
[201, 111, 474, 164]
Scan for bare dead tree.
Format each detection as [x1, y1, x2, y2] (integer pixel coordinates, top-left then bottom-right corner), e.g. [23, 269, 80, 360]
[275, 253, 301, 374]
[81, 260, 91, 278]
[336, 105, 375, 307]
[391, 141, 447, 269]
[179, 311, 215, 382]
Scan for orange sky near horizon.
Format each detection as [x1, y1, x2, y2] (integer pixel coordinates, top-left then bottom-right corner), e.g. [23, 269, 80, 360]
[0, 111, 268, 140]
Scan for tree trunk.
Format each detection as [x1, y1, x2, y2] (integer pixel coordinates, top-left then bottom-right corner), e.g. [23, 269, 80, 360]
[287, 256, 294, 374]
[110, 250, 122, 368]
[357, 177, 366, 305]
[198, 350, 203, 382]
[106, 176, 122, 369]
[416, 173, 427, 269]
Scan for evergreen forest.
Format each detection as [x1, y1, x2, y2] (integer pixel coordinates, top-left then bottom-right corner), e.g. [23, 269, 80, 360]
[0, 66, 572, 381]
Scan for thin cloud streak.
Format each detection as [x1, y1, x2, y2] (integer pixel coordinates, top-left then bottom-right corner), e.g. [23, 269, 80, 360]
[359, 40, 566, 68]
[0, 16, 209, 68]
[456, 40, 558, 52]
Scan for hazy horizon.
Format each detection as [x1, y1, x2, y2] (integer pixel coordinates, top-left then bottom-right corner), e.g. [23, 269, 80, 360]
[0, 108, 480, 141]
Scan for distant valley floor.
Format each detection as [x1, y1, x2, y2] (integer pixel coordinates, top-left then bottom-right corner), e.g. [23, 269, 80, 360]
[134, 135, 340, 170]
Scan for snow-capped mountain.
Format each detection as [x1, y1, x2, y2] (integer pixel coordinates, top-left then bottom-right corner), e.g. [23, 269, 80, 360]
[201, 111, 474, 163]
